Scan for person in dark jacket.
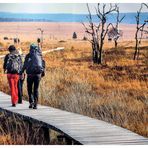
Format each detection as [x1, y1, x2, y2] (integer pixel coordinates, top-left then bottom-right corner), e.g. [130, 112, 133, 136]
[17, 48, 25, 104]
[21, 43, 45, 109]
[3, 45, 23, 107]
[17, 73, 25, 104]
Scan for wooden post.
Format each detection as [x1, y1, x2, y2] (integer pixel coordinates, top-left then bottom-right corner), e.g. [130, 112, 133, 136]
[42, 126, 50, 144]
[65, 137, 74, 145]
[64, 135, 81, 145]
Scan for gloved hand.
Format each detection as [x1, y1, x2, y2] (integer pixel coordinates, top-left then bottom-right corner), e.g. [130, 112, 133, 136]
[4, 69, 6, 74]
[41, 71, 45, 77]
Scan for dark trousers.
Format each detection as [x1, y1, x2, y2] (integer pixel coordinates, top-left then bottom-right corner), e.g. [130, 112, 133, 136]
[27, 75, 41, 105]
[18, 79, 24, 103]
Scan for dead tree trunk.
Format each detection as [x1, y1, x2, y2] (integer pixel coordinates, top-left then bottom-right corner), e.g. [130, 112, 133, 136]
[114, 40, 118, 49]
[114, 6, 125, 49]
[83, 3, 117, 64]
[99, 17, 105, 64]
[134, 25, 139, 60]
[92, 38, 100, 63]
[134, 3, 148, 60]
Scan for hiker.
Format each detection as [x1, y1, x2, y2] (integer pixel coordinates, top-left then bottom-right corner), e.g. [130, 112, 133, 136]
[17, 47, 25, 104]
[17, 75, 25, 104]
[3, 45, 22, 107]
[14, 38, 20, 45]
[20, 43, 45, 109]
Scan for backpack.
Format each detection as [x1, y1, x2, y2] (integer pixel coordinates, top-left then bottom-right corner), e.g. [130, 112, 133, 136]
[26, 51, 44, 74]
[6, 54, 21, 74]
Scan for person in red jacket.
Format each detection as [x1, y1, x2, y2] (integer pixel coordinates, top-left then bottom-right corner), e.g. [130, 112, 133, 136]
[3, 45, 22, 107]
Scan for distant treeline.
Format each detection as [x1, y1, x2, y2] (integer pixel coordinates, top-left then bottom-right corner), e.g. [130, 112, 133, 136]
[0, 12, 147, 24]
[0, 18, 51, 22]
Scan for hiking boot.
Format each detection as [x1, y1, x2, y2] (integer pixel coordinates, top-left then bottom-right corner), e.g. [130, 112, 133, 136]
[12, 104, 16, 107]
[29, 103, 34, 109]
[33, 104, 37, 109]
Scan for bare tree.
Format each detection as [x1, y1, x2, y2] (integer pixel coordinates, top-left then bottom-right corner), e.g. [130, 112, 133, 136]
[107, 6, 125, 49]
[114, 6, 125, 49]
[72, 32, 77, 39]
[134, 3, 148, 60]
[83, 3, 117, 64]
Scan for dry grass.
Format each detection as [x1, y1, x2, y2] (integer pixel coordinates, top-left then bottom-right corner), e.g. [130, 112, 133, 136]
[0, 111, 66, 145]
[0, 39, 148, 143]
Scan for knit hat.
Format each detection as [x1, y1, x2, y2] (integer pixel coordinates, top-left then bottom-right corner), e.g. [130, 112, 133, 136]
[8, 45, 16, 52]
[30, 43, 38, 50]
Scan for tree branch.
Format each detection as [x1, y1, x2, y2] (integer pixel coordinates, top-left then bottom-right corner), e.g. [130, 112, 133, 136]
[103, 23, 114, 39]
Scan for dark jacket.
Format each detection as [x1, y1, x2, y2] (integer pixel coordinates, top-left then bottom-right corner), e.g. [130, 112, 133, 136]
[3, 51, 23, 74]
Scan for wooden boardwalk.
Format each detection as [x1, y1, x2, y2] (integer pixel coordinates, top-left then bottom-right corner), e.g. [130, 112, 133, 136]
[0, 47, 64, 59]
[0, 91, 148, 145]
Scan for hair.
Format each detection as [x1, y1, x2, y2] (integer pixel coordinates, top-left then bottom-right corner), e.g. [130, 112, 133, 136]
[8, 45, 16, 52]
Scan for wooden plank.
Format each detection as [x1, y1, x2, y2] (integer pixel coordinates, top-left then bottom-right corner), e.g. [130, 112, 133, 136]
[0, 55, 5, 59]
[42, 47, 64, 54]
[0, 91, 148, 145]
[0, 47, 64, 60]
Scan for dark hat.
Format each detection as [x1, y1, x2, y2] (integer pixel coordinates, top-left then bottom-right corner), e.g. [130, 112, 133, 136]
[8, 45, 16, 52]
[30, 43, 39, 54]
[30, 43, 38, 50]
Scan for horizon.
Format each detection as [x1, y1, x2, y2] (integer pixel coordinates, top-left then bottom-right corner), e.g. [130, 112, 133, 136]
[0, 12, 147, 24]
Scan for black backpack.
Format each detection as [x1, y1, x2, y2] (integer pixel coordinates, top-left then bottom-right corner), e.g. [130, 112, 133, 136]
[26, 51, 44, 74]
[6, 54, 21, 74]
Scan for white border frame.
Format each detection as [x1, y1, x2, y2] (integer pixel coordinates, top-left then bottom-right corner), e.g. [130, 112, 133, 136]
[0, 0, 147, 3]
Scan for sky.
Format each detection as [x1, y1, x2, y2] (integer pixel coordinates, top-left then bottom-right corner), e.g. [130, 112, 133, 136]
[0, 3, 147, 14]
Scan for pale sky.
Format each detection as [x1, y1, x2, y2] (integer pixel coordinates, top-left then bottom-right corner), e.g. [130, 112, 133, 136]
[0, 3, 147, 14]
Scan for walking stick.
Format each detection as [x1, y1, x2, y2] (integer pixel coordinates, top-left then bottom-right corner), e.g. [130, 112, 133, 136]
[37, 28, 44, 48]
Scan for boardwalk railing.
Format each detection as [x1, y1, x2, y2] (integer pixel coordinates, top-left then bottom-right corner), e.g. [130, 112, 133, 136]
[0, 91, 148, 145]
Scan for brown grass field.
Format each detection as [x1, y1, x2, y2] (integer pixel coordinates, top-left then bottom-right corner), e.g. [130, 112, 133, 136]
[0, 22, 148, 144]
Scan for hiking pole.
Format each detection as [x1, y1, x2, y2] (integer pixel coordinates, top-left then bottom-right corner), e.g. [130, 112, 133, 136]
[37, 28, 44, 48]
